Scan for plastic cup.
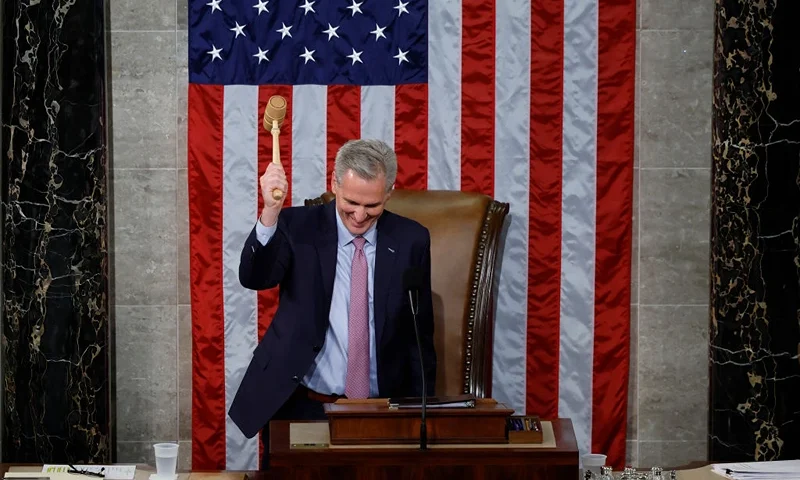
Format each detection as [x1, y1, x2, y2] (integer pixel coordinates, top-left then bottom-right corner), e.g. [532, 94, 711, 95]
[581, 453, 607, 476]
[153, 442, 179, 478]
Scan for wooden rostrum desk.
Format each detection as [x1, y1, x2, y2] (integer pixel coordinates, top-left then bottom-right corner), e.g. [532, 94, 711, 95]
[265, 398, 579, 480]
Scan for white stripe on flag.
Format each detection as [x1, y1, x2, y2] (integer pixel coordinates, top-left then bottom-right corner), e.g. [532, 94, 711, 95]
[361, 86, 395, 147]
[491, 0, 531, 415]
[222, 85, 260, 470]
[427, 0, 461, 190]
[559, 0, 598, 458]
[291, 85, 328, 206]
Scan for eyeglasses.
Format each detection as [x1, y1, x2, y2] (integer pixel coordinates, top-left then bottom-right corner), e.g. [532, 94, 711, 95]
[67, 466, 105, 478]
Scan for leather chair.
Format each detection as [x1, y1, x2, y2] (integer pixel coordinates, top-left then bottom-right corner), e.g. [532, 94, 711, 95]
[305, 189, 510, 398]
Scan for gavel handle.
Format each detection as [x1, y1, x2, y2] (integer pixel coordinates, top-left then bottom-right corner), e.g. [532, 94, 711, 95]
[271, 119, 283, 201]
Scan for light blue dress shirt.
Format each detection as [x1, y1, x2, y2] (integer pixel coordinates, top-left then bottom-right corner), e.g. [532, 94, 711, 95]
[254, 213, 379, 397]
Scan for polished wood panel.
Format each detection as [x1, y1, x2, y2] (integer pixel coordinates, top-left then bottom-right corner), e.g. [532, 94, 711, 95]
[266, 418, 578, 480]
[261, 465, 576, 480]
[324, 399, 514, 445]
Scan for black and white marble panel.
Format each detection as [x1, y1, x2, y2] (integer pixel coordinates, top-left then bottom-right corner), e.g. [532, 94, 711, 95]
[710, 0, 800, 462]
[1, 0, 111, 462]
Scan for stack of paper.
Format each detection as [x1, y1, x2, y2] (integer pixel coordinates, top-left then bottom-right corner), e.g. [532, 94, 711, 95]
[711, 460, 800, 479]
[388, 394, 476, 409]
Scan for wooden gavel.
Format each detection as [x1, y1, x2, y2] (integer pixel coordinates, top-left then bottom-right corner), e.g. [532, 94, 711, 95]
[262, 95, 288, 201]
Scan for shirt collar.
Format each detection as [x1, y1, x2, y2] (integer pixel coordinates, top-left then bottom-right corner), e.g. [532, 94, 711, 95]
[335, 209, 378, 248]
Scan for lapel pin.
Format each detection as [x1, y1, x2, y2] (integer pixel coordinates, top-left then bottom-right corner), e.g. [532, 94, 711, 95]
[388, 247, 395, 253]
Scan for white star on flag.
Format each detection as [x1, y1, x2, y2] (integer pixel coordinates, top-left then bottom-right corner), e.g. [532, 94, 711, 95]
[299, 46, 316, 64]
[253, 47, 269, 63]
[393, 47, 408, 64]
[347, 0, 363, 16]
[207, 44, 222, 61]
[299, 0, 315, 15]
[394, 0, 409, 16]
[230, 22, 246, 38]
[322, 23, 339, 40]
[346, 48, 363, 65]
[207, 0, 221, 13]
[370, 24, 386, 41]
[252, 0, 268, 14]
[277, 22, 293, 39]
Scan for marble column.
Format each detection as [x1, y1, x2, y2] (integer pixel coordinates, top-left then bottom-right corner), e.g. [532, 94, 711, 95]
[710, 0, 800, 462]
[1, 0, 112, 463]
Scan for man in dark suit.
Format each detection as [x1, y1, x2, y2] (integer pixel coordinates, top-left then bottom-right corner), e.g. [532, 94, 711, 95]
[228, 139, 437, 468]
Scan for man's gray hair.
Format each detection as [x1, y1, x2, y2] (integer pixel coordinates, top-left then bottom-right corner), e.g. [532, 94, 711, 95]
[334, 139, 397, 192]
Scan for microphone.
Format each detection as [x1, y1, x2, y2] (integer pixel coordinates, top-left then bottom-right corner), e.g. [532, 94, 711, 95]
[403, 267, 427, 450]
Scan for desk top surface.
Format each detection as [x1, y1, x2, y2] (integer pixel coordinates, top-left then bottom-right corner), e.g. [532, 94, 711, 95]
[0, 465, 246, 480]
[0, 462, 722, 479]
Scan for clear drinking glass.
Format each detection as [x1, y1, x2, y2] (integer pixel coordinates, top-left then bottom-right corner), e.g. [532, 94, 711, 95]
[153, 443, 179, 478]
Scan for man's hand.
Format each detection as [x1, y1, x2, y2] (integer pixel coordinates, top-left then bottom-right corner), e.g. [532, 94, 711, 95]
[259, 162, 288, 227]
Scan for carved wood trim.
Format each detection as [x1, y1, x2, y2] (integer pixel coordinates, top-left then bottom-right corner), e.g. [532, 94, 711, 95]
[462, 199, 509, 398]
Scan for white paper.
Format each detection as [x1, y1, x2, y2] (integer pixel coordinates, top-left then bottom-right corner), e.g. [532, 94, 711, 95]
[711, 460, 800, 480]
[41, 465, 137, 480]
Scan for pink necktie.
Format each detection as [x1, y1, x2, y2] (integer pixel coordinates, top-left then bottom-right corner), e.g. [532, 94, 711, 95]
[345, 236, 370, 399]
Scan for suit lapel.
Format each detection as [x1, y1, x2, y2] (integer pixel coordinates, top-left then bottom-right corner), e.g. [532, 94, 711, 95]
[316, 202, 338, 309]
[374, 212, 397, 347]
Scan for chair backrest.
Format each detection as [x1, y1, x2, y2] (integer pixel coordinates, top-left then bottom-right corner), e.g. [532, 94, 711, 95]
[305, 189, 509, 398]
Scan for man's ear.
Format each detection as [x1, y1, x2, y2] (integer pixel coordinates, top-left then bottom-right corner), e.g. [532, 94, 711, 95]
[331, 177, 338, 195]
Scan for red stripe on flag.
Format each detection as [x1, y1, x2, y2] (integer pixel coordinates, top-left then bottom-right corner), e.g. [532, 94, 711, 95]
[394, 84, 428, 190]
[327, 85, 360, 189]
[188, 84, 226, 470]
[593, 0, 636, 469]
[461, 0, 495, 195]
[257, 86, 293, 344]
[526, 0, 564, 420]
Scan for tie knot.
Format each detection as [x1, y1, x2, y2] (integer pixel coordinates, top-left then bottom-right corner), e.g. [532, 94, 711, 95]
[352, 236, 366, 251]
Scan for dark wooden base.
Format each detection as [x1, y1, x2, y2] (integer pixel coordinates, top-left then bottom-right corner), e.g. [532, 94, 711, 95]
[265, 464, 578, 480]
[266, 418, 579, 480]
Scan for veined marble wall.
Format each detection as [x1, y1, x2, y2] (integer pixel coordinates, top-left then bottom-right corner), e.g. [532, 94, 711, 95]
[107, 0, 714, 470]
[709, 0, 800, 462]
[1, 0, 112, 463]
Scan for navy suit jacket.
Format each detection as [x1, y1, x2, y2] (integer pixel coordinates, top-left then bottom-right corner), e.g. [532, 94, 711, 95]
[228, 200, 437, 439]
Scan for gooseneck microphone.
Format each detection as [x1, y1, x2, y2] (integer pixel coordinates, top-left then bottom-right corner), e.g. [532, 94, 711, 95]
[403, 267, 427, 450]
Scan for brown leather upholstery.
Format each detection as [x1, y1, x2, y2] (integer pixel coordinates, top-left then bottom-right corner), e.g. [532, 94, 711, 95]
[305, 189, 509, 398]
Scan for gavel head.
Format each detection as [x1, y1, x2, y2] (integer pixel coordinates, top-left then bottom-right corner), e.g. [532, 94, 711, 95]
[263, 95, 287, 129]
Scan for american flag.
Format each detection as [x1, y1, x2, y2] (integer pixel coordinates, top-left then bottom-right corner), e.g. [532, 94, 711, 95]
[187, 0, 635, 471]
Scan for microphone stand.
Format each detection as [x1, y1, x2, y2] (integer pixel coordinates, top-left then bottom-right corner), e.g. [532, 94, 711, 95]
[408, 289, 427, 450]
